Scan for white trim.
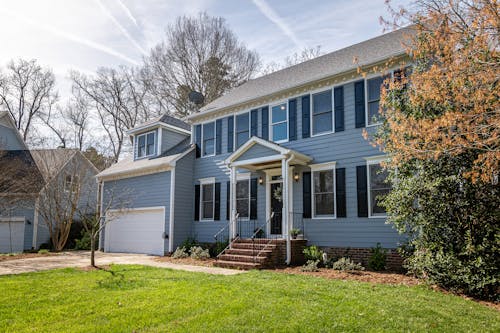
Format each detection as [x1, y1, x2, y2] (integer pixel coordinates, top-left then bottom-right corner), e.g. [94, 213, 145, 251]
[365, 156, 390, 218]
[135, 130, 157, 160]
[311, 162, 337, 219]
[99, 180, 105, 250]
[269, 101, 288, 143]
[127, 121, 191, 136]
[364, 155, 388, 164]
[310, 87, 335, 137]
[236, 172, 251, 181]
[199, 180, 216, 221]
[157, 128, 163, 156]
[168, 168, 175, 252]
[0, 216, 25, 222]
[199, 177, 216, 184]
[32, 197, 39, 249]
[107, 206, 166, 214]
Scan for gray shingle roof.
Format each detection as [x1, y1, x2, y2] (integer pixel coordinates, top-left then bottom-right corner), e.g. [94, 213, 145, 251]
[136, 114, 190, 131]
[30, 149, 79, 182]
[195, 26, 413, 116]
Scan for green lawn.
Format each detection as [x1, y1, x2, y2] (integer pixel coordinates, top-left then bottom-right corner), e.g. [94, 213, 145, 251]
[0, 266, 498, 332]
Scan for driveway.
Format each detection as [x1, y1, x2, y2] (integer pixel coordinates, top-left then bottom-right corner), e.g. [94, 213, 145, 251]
[0, 251, 243, 276]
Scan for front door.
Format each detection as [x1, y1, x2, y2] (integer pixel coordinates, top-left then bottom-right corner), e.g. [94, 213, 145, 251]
[270, 182, 283, 235]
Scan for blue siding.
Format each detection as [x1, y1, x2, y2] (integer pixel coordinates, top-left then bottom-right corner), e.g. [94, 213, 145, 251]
[101, 171, 171, 250]
[161, 128, 188, 153]
[0, 124, 25, 150]
[173, 150, 195, 249]
[0, 198, 36, 250]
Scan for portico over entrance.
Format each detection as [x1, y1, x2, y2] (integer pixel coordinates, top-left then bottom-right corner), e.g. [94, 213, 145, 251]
[225, 136, 311, 264]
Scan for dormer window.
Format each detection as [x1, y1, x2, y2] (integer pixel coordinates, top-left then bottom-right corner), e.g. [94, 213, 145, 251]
[136, 130, 156, 159]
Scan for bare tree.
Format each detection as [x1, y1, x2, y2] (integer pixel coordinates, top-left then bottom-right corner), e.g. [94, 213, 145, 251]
[143, 12, 260, 116]
[70, 67, 156, 162]
[261, 46, 323, 75]
[0, 59, 58, 142]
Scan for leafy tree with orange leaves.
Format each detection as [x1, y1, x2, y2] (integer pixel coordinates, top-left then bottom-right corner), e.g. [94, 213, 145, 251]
[375, 0, 499, 300]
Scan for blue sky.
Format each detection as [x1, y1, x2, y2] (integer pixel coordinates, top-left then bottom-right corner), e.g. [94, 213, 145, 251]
[0, 0, 411, 99]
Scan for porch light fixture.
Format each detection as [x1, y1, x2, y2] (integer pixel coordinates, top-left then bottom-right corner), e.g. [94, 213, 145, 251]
[258, 176, 264, 185]
[294, 172, 300, 182]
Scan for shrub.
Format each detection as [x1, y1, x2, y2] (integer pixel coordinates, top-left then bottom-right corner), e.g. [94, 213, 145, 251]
[74, 230, 95, 250]
[171, 247, 189, 259]
[190, 246, 210, 260]
[180, 238, 198, 252]
[332, 257, 365, 271]
[38, 249, 49, 254]
[302, 260, 320, 272]
[368, 243, 387, 271]
[303, 245, 323, 262]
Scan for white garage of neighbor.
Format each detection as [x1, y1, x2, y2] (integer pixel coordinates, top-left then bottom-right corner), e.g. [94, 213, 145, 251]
[0, 217, 25, 253]
[104, 207, 166, 256]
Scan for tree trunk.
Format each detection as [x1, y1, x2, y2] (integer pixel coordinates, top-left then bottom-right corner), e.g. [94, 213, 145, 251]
[90, 235, 96, 267]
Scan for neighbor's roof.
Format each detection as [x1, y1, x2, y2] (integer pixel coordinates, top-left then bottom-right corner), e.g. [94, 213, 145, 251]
[96, 145, 195, 181]
[30, 149, 80, 182]
[0, 150, 44, 194]
[191, 26, 414, 118]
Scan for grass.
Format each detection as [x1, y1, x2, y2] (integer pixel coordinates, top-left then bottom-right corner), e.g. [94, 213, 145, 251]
[0, 265, 498, 332]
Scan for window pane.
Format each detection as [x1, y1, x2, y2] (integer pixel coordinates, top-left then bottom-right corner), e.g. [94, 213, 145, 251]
[203, 122, 215, 139]
[236, 180, 249, 218]
[138, 135, 146, 157]
[315, 193, 334, 215]
[202, 202, 214, 219]
[371, 189, 390, 215]
[203, 139, 214, 156]
[146, 133, 155, 155]
[236, 113, 249, 132]
[368, 77, 383, 101]
[271, 104, 287, 123]
[369, 164, 389, 190]
[202, 184, 213, 201]
[236, 199, 249, 217]
[314, 170, 334, 193]
[236, 132, 248, 148]
[368, 101, 380, 125]
[312, 112, 332, 134]
[312, 90, 332, 115]
[236, 180, 249, 199]
[272, 123, 287, 142]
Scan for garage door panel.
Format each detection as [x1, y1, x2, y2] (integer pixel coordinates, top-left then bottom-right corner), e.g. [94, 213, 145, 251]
[0, 220, 25, 253]
[105, 208, 165, 256]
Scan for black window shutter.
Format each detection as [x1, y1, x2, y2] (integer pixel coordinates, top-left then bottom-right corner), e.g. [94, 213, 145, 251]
[227, 116, 234, 153]
[355, 80, 366, 128]
[334, 86, 344, 132]
[250, 178, 258, 220]
[301, 95, 310, 139]
[195, 124, 202, 158]
[261, 106, 269, 140]
[226, 181, 231, 220]
[302, 172, 311, 218]
[251, 109, 258, 137]
[194, 184, 200, 221]
[336, 168, 346, 217]
[215, 119, 222, 155]
[356, 165, 368, 217]
[214, 182, 221, 220]
[289, 98, 297, 141]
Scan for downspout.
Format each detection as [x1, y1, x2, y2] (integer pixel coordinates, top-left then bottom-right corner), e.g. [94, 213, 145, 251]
[98, 179, 104, 250]
[32, 196, 39, 249]
[168, 166, 176, 253]
[285, 153, 295, 265]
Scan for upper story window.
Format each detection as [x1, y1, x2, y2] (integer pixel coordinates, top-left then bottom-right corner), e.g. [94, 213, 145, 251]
[236, 178, 250, 219]
[366, 76, 385, 126]
[271, 102, 288, 142]
[64, 175, 79, 193]
[312, 90, 333, 136]
[200, 178, 215, 220]
[235, 113, 249, 149]
[367, 160, 391, 217]
[136, 130, 156, 159]
[311, 163, 336, 218]
[202, 122, 215, 157]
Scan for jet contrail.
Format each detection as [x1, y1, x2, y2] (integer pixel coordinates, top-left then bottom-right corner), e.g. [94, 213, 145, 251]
[0, 7, 140, 66]
[95, 0, 147, 56]
[251, 0, 304, 50]
[115, 0, 138, 27]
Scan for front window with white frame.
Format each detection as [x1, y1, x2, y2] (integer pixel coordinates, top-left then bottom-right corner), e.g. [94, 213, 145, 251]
[311, 162, 336, 218]
[311, 90, 333, 136]
[271, 102, 288, 142]
[136, 130, 156, 159]
[367, 158, 391, 217]
[235, 113, 250, 148]
[236, 177, 250, 219]
[202, 121, 215, 157]
[200, 178, 215, 220]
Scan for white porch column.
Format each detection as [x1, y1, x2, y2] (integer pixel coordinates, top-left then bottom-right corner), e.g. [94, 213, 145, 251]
[282, 157, 291, 264]
[230, 165, 237, 239]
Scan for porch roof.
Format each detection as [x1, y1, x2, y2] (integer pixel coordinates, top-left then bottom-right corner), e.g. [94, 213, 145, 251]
[225, 137, 311, 170]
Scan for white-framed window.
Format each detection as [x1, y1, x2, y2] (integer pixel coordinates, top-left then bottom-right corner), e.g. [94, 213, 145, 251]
[236, 174, 250, 219]
[235, 112, 250, 149]
[64, 174, 79, 193]
[311, 162, 336, 218]
[202, 121, 215, 157]
[136, 130, 156, 159]
[366, 157, 391, 217]
[366, 76, 385, 126]
[199, 178, 215, 221]
[311, 89, 333, 136]
[270, 102, 288, 143]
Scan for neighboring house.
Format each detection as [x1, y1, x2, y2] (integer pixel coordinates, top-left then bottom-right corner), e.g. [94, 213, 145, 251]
[0, 111, 99, 252]
[97, 27, 412, 268]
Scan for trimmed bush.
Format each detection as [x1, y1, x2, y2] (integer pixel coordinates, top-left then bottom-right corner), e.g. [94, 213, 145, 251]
[189, 246, 210, 260]
[172, 247, 189, 259]
[368, 243, 387, 271]
[332, 257, 365, 271]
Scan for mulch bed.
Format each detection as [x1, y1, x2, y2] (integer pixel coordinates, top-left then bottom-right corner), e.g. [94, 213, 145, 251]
[0, 252, 57, 262]
[155, 256, 216, 267]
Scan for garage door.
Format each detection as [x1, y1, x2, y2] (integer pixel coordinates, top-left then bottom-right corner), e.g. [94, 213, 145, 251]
[0, 218, 25, 253]
[104, 208, 165, 256]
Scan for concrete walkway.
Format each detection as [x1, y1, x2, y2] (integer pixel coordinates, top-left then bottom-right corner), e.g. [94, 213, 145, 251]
[0, 251, 244, 276]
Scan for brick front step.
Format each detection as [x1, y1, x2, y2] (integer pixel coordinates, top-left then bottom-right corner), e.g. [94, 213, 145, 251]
[219, 254, 267, 263]
[230, 243, 276, 250]
[214, 260, 261, 270]
[225, 248, 273, 256]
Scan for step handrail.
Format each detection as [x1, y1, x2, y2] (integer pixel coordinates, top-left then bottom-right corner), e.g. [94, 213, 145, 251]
[214, 213, 239, 258]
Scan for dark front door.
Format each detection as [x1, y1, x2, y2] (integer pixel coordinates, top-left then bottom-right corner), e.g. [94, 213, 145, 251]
[270, 182, 283, 235]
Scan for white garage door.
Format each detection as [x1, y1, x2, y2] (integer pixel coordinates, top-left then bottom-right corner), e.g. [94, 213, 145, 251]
[104, 208, 165, 256]
[0, 218, 25, 253]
